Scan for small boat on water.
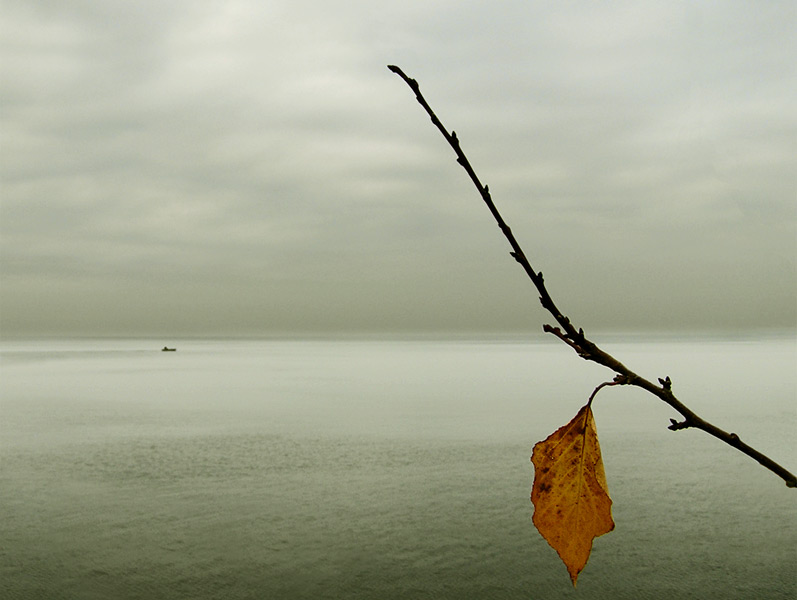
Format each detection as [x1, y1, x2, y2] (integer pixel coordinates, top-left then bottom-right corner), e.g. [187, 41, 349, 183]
[161, 346, 176, 352]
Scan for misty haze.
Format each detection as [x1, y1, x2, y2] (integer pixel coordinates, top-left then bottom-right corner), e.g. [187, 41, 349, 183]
[1, 1, 795, 599]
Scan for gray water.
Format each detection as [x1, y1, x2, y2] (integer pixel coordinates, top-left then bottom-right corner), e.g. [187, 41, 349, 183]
[1, 336, 795, 599]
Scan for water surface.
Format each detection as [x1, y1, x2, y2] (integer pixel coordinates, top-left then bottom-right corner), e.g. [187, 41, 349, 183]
[1, 336, 795, 599]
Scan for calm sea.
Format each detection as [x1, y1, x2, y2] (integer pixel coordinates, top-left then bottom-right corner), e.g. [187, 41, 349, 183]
[1, 335, 795, 599]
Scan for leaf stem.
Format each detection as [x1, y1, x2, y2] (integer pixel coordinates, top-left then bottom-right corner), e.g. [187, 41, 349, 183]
[587, 379, 623, 408]
[388, 64, 796, 488]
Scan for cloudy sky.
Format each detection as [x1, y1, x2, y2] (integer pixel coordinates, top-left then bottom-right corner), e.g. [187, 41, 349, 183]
[2, 1, 795, 337]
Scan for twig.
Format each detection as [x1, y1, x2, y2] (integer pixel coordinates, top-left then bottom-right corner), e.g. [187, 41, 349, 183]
[388, 64, 796, 488]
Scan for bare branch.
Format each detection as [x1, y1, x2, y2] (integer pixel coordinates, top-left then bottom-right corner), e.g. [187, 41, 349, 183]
[388, 64, 796, 488]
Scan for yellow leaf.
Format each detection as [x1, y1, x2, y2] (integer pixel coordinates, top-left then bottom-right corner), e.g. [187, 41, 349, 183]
[531, 403, 614, 586]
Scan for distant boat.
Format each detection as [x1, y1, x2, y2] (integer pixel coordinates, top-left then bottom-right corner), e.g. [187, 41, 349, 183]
[161, 346, 176, 352]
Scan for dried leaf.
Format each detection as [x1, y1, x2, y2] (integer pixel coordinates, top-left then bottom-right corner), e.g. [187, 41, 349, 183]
[531, 403, 614, 586]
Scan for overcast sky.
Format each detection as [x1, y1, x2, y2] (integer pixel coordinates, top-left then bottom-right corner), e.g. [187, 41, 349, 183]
[1, 1, 795, 337]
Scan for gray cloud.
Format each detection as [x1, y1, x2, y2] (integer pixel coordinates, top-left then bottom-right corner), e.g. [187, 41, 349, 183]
[1, 0, 795, 336]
